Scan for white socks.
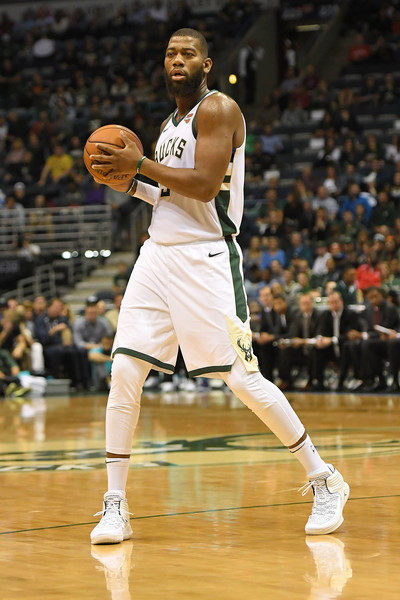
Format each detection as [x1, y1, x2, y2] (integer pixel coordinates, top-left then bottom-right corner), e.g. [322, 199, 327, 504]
[106, 457, 130, 494]
[289, 435, 329, 478]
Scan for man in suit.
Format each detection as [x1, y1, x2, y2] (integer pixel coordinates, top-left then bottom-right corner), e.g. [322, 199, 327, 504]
[352, 287, 400, 391]
[252, 285, 277, 381]
[270, 293, 298, 390]
[277, 293, 320, 390]
[313, 291, 363, 391]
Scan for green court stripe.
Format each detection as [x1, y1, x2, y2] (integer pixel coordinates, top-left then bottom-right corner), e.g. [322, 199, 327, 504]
[113, 348, 174, 373]
[189, 365, 232, 377]
[1, 494, 398, 536]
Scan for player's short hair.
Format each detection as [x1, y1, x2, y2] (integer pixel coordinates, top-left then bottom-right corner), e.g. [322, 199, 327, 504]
[169, 28, 208, 58]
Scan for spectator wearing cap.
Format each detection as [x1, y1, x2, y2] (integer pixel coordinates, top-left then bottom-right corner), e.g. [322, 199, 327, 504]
[13, 182, 30, 208]
[372, 233, 388, 263]
[311, 241, 331, 277]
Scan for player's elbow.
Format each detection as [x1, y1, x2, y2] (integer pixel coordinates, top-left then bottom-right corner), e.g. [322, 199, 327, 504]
[194, 181, 220, 203]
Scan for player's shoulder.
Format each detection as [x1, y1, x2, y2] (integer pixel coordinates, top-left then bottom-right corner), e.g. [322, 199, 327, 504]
[199, 90, 242, 117]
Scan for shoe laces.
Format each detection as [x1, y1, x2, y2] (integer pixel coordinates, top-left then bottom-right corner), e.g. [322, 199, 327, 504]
[298, 474, 335, 516]
[94, 497, 133, 522]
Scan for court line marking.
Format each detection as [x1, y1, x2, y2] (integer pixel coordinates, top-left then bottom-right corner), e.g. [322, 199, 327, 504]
[1, 493, 399, 536]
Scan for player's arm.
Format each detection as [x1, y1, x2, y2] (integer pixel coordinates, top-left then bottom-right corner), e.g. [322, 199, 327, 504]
[90, 94, 244, 203]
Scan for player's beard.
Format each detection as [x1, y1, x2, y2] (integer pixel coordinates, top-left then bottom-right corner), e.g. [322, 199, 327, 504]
[165, 65, 204, 98]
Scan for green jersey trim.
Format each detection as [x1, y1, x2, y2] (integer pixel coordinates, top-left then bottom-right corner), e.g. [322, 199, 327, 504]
[113, 348, 175, 373]
[188, 365, 233, 377]
[225, 237, 248, 323]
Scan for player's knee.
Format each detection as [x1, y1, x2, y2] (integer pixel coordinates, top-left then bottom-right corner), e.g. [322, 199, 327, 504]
[110, 353, 149, 399]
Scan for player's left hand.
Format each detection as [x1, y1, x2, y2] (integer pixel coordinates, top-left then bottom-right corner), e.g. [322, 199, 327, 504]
[90, 131, 143, 176]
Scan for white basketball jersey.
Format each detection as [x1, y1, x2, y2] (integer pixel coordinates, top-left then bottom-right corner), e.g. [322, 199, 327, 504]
[148, 90, 245, 245]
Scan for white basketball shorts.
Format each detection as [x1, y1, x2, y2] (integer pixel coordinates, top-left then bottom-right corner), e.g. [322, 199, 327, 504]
[112, 237, 259, 377]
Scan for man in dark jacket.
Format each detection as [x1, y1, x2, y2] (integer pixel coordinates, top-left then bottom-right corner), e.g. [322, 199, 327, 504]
[312, 291, 363, 391]
[352, 287, 400, 391]
[277, 293, 320, 390]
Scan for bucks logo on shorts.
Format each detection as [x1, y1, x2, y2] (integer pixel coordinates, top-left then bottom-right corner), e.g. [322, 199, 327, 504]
[236, 334, 253, 362]
[225, 315, 259, 372]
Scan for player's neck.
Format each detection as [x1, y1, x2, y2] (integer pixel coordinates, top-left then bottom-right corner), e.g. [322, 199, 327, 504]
[175, 84, 209, 120]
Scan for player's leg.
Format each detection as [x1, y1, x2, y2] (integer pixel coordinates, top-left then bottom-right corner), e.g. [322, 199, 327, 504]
[222, 358, 350, 535]
[90, 354, 150, 544]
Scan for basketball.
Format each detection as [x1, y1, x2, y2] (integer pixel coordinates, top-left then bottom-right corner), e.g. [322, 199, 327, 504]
[84, 124, 144, 184]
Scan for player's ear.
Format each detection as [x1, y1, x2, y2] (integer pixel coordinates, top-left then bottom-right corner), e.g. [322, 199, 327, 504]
[204, 57, 212, 74]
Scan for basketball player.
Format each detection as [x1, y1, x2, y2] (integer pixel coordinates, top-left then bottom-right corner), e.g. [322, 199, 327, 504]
[89, 29, 349, 544]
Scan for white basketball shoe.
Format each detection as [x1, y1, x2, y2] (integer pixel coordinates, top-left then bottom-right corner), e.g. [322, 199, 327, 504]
[300, 465, 350, 535]
[91, 491, 133, 545]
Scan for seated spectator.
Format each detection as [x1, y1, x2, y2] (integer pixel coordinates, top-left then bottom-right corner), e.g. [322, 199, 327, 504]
[280, 99, 308, 126]
[354, 287, 400, 392]
[311, 240, 331, 278]
[313, 291, 364, 391]
[380, 73, 399, 106]
[340, 138, 362, 167]
[258, 123, 283, 161]
[29, 194, 54, 236]
[356, 250, 381, 291]
[72, 302, 113, 388]
[0, 348, 31, 398]
[385, 135, 400, 165]
[334, 108, 362, 137]
[301, 64, 320, 91]
[252, 285, 276, 381]
[339, 209, 363, 242]
[105, 292, 123, 333]
[314, 136, 341, 168]
[335, 266, 363, 306]
[112, 261, 131, 293]
[1, 194, 25, 234]
[260, 236, 286, 271]
[245, 138, 272, 181]
[371, 34, 393, 63]
[88, 334, 114, 391]
[286, 231, 313, 268]
[269, 259, 285, 286]
[369, 191, 396, 232]
[277, 293, 320, 390]
[361, 133, 385, 165]
[339, 183, 373, 225]
[347, 33, 371, 64]
[311, 186, 339, 220]
[35, 297, 83, 388]
[322, 165, 339, 197]
[37, 143, 73, 191]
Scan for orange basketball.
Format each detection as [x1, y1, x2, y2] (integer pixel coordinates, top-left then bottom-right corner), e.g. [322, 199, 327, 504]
[84, 124, 144, 184]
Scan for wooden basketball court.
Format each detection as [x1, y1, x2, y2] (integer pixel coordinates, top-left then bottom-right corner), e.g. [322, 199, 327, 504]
[1, 387, 399, 599]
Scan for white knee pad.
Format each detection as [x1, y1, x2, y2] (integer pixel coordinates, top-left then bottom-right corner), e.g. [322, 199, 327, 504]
[222, 359, 305, 447]
[106, 354, 150, 455]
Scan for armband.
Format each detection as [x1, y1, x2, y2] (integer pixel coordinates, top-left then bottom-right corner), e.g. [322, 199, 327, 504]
[136, 156, 147, 174]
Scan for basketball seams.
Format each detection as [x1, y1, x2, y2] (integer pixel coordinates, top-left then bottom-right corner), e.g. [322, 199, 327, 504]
[84, 124, 143, 181]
